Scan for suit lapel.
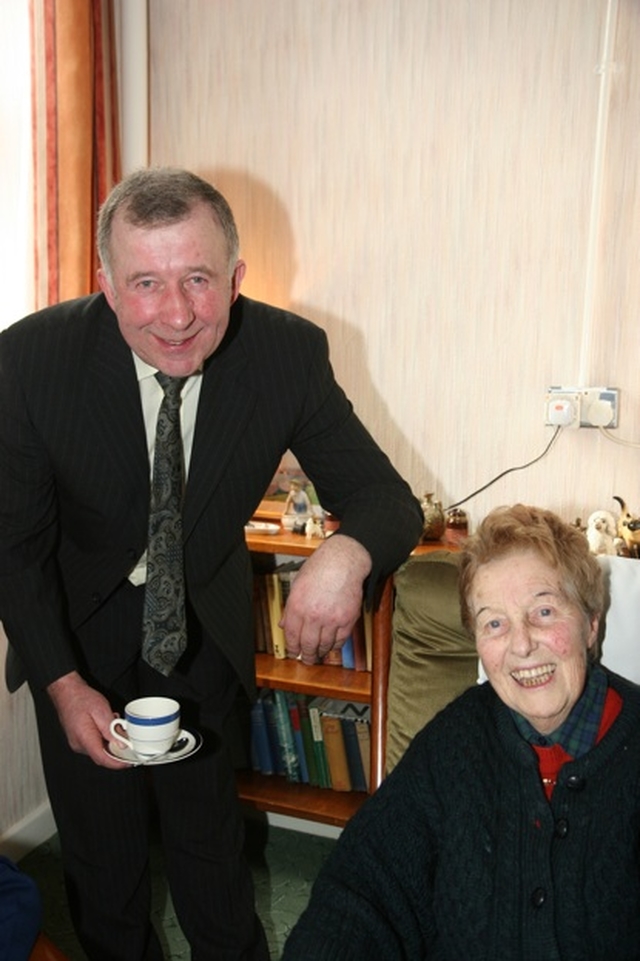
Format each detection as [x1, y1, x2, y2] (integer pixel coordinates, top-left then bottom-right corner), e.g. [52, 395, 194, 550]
[84, 307, 150, 497]
[183, 322, 257, 539]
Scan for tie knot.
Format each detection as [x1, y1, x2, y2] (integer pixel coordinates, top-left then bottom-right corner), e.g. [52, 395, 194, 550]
[155, 372, 187, 403]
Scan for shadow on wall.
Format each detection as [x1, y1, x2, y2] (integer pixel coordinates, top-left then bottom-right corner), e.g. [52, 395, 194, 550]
[200, 167, 435, 494]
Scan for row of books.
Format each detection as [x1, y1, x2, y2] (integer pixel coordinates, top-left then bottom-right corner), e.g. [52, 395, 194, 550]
[253, 562, 372, 669]
[250, 690, 371, 793]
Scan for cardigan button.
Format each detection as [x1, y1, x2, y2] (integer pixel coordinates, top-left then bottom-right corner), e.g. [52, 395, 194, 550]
[565, 775, 586, 791]
[90, 592, 102, 605]
[554, 818, 569, 838]
[531, 887, 547, 908]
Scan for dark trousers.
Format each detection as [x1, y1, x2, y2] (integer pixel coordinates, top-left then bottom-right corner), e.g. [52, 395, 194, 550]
[30, 582, 269, 961]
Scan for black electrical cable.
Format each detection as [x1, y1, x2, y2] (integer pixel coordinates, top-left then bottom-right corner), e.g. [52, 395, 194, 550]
[444, 426, 562, 512]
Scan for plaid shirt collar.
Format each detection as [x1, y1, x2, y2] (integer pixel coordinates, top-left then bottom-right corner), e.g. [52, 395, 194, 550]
[511, 665, 607, 759]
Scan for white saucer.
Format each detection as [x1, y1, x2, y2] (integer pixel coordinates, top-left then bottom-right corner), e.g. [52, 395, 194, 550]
[104, 728, 202, 766]
[244, 521, 280, 535]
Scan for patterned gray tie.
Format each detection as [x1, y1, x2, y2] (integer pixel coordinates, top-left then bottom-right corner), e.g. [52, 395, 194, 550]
[141, 373, 188, 675]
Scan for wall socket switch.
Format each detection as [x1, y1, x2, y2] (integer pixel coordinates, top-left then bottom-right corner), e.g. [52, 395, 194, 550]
[545, 387, 619, 429]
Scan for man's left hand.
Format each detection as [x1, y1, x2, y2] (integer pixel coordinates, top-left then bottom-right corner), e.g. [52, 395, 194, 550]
[280, 534, 372, 665]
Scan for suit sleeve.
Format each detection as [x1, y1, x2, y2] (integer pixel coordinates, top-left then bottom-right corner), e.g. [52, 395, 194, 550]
[0, 331, 78, 690]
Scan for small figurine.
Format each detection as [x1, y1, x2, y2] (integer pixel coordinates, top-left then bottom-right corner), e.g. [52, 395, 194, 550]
[305, 514, 325, 539]
[283, 479, 312, 519]
[420, 493, 445, 542]
[585, 510, 618, 556]
[613, 495, 640, 558]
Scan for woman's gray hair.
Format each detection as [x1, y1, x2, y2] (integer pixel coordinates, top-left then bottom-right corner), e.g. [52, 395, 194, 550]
[459, 504, 605, 659]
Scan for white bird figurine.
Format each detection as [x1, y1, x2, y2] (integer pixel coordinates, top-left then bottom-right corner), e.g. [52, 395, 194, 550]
[585, 510, 618, 556]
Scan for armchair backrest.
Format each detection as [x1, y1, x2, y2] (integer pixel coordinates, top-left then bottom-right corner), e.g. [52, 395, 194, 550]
[596, 555, 640, 684]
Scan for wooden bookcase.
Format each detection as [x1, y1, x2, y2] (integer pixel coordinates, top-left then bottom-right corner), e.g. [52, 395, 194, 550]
[236, 501, 454, 828]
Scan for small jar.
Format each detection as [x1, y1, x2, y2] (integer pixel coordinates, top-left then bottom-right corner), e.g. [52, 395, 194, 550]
[446, 508, 469, 544]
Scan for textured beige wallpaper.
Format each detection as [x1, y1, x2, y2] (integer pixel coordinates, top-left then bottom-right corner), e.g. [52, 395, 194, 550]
[149, 0, 640, 530]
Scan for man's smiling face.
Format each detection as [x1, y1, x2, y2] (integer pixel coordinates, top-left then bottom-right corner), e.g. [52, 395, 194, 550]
[98, 201, 246, 377]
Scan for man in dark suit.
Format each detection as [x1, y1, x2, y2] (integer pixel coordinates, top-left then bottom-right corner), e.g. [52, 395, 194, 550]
[0, 168, 423, 960]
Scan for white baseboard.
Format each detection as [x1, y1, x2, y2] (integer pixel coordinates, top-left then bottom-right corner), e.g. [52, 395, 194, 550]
[0, 802, 56, 862]
[245, 809, 341, 840]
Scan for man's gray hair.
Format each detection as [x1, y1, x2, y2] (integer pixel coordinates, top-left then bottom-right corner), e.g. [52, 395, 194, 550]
[97, 167, 240, 278]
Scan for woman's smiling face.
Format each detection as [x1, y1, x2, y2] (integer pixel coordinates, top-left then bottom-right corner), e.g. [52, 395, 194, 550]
[471, 549, 598, 734]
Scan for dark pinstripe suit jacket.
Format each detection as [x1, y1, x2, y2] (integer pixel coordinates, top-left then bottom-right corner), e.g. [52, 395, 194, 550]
[0, 294, 422, 697]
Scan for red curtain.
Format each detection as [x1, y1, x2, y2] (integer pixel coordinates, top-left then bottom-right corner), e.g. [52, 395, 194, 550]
[30, 0, 121, 308]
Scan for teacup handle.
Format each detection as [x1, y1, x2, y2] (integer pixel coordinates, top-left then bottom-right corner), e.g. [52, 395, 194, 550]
[109, 717, 133, 750]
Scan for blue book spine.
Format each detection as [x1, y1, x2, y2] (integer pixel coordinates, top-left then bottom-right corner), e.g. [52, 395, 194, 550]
[250, 696, 274, 775]
[262, 692, 286, 776]
[341, 634, 355, 670]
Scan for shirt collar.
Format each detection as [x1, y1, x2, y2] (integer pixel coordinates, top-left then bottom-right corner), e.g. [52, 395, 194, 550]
[510, 664, 608, 759]
[131, 352, 202, 383]
[132, 352, 157, 383]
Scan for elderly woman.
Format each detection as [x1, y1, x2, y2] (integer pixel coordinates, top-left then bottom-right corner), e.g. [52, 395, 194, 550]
[282, 505, 640, 961]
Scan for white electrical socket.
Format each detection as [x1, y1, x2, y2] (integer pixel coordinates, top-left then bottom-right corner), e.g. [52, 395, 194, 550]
[545, 387, 619, 429]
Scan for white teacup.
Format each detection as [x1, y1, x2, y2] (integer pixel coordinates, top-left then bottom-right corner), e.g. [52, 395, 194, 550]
[109, 696, 180, 758]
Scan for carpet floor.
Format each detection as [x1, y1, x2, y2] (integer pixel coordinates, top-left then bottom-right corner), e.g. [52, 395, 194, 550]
[19, 818, 336, 960]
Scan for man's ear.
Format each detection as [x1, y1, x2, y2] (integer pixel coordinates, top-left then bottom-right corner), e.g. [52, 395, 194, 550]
[97, 268, 118, 313]
[230, 260, 247, 304]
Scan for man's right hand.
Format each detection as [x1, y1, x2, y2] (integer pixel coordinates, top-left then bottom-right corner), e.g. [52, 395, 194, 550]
[47, 671, 128, 769]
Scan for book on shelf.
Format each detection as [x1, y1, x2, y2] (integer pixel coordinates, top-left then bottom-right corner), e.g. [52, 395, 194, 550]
[295, 693, 320, 786]
[277, 560, 302, 605]
[321, 646, 343, 666]
[265, 573, 287, 659]
[286, 692, 310, 784]
[250, 695, 274, 775]
[351, 614, 368, 672]
[311, 697, 372, 793]
[252, 558, 372, 675]
[321, 617, 366, 670]
[260, 691, 287, 776]
[309, 696, 360, 792]
[254, 561, 304, 660]
[273, 689, 302, 782]
[252, 573, 274, 655]
[307, 696, 332, 788]
[320, 709, 352, 790]
[249, 689, 371, 794]
[355, 714, 371, 791]
[339, 634, 354, 670]
[341, 713, 368, 792]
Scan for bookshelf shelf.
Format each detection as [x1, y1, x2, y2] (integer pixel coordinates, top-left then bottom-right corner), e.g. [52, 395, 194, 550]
[236, 770, 365, 828]
[254, 654, 370, 701]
